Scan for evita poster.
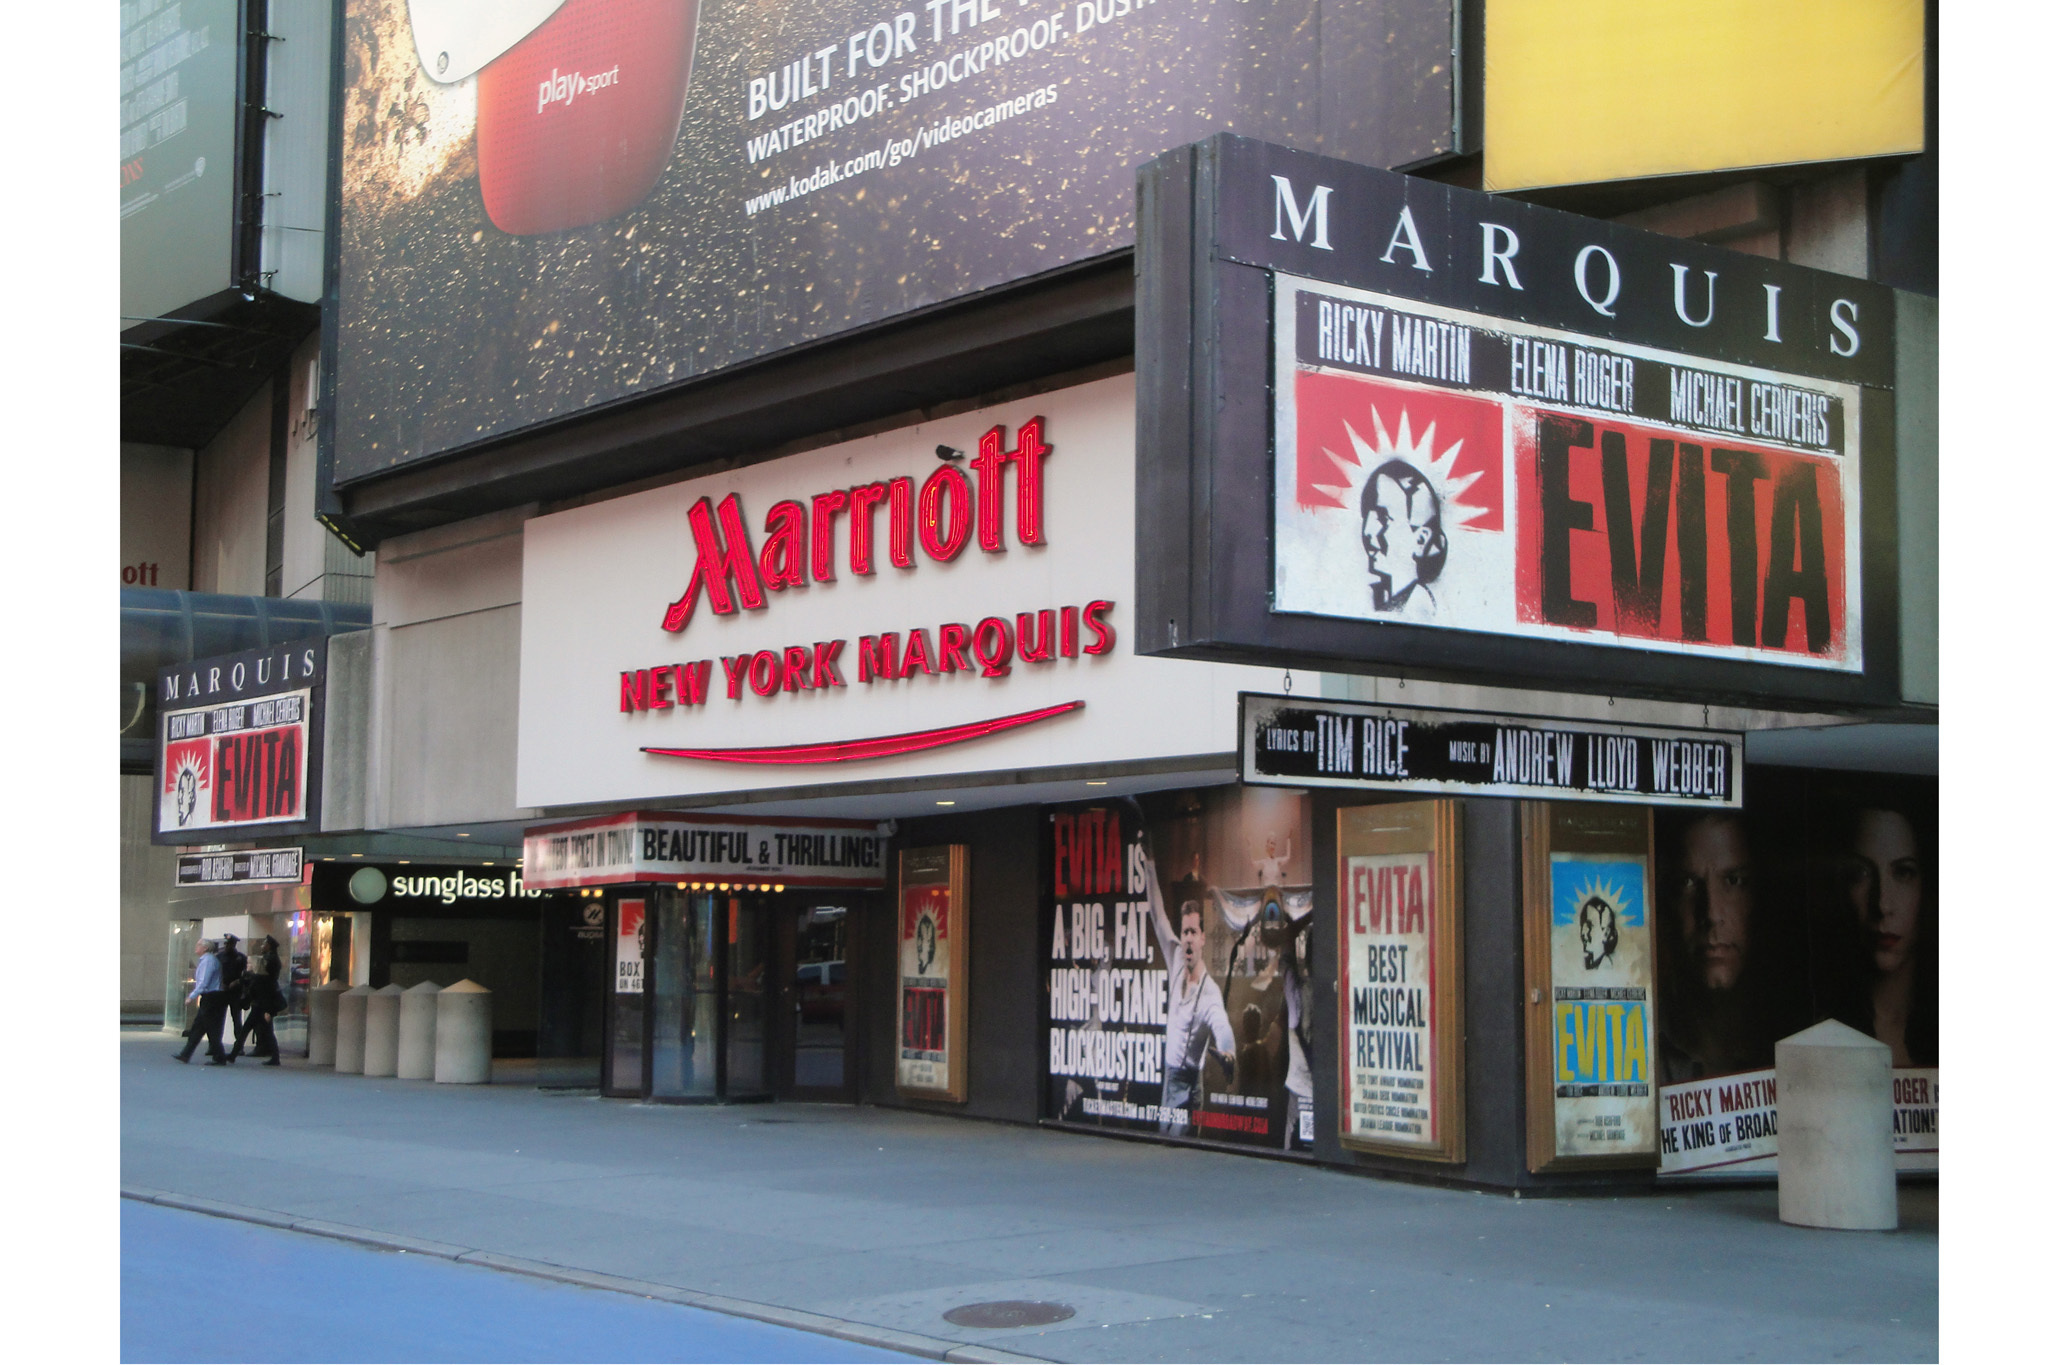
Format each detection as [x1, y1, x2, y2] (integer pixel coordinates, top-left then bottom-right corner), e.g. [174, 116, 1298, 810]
[1655, 770, 1937, 1176]
[1044, 788, 1313, 1152]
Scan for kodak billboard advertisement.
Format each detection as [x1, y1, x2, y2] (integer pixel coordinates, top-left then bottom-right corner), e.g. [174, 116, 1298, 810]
[332, 1, 1457, 480]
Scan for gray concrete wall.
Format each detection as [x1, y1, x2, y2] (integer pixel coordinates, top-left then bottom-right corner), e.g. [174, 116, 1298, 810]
[363, 507, 533, 831]
[120, 443, 192, 590]
[121, 774, 180, 1018]
[1895, 290, 1938, 707]
[864, 806, 1045, 1125]
[281, 337, 375, 605]
[189, 382, 272, 596]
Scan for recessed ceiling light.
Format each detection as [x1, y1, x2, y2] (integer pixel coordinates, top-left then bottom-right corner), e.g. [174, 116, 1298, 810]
[936, 800, 955, 806]
[482, 861, 495, 866]
[1085, 780, 1108, 786]
[455, 832, 470, 838]
[349, 853, 362, 858]
[398, 859, 411, 865]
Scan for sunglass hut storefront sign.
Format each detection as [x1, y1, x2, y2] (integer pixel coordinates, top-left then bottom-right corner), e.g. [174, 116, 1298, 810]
[519, 376, 1278, 806]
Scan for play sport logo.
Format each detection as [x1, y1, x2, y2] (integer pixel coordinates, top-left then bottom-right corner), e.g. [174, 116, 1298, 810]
[406, 0, 698, 235]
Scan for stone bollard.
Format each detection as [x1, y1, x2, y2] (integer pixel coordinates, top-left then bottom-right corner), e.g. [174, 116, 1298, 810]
[1777, 1019, 1898, 1231]
[434, 980, 493, 1084]
[334, 984, 374, 1075]
[307, 982, 348, 1066]
[397, 982, 442, 1080]
[363, 983, 406, 1077]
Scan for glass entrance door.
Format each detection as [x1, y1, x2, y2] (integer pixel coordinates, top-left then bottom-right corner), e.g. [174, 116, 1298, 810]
[648, 892, 717, 1099]
[777, 900, 858, 1101]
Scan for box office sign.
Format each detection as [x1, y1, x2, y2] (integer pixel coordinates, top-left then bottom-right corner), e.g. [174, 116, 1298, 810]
[332, 0, 1455, 479]
[1242, 694, 1742, 807]
[1136, 134, 1901, 710]
[521, 811, 888, 890]
[1336, 801, 1463, 1162]
[154, 640, 328, 845]
[897, 845, 969, 1102]
[616, 900, 647, 995]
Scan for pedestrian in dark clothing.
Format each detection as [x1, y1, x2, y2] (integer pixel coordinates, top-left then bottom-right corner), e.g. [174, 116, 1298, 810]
[233, 936, 286, 1064]
[174, 940, 229, 1064]
[217, 934, 248, 1062]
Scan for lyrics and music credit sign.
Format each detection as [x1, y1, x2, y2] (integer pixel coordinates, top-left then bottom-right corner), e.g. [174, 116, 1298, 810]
[1240, 694, 1742, 807]
[175, 847, 307, 887]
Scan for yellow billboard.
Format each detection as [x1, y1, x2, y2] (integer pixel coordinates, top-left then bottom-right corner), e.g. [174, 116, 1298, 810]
[1485, 1, 1924, 193]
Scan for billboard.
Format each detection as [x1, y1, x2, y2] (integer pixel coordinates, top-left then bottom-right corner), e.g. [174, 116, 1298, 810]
[122, 0, 240, 320]
[154, 640, 329, 844]
[1135, 135, 1901, 710]
[1484, 0, 1924, 193]
[1045, 786, 1314, 1153]
[1273, 280, 1863, 673]
[330, 0, 1455, 479]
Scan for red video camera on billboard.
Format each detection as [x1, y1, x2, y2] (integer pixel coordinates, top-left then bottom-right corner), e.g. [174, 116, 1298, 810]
[408, 0, 698, 235]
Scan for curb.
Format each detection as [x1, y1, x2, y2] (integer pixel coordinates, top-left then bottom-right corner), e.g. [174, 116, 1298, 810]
[122, 1186, 1045, 1364]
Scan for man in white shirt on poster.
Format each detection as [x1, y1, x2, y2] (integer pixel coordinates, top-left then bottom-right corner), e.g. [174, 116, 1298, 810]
[1146, 856, 1236, 1137]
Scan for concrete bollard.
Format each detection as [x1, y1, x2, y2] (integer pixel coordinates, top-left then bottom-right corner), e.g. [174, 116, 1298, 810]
[335, 984, 375, 1075]
[434, 979, 493, 1085]
[363, 983, 406, 1077]
[1777, 1019, 1898, 1231]
[397, 982, 442, 1080]
[307, 982, 348, 1066]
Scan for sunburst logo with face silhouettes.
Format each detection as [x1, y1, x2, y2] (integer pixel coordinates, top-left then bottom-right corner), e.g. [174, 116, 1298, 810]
[1309, 406, 1493, 617]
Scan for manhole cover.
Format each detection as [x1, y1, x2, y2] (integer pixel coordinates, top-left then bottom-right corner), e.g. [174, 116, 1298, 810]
[943, 1300, 1077, 1329]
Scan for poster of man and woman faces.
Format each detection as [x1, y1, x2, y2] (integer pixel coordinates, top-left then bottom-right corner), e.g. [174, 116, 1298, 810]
[1654, 769, 1936, 1175]
[1044, 787, 1314, 1152]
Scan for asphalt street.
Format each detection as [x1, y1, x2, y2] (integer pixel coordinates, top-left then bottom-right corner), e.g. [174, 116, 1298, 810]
[120, 1032, 1938, 1363]
[123, 1201, 915, 1363]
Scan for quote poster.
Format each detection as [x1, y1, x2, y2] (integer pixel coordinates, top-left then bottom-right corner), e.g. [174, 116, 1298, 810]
[1336, 801, 1461, 1161]
[1045, 787, 1314, 1152]
[1549, 855, 1657, 1158]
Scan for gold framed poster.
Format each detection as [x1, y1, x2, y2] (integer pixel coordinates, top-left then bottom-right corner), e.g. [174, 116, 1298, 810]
[1523, 801, 1660, 1172]
[897, 845, 969, 1103]
[1336, 800, 1464, 1162]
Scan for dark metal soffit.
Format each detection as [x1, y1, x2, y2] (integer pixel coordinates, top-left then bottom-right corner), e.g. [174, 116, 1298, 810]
[122, 290, 320, 449]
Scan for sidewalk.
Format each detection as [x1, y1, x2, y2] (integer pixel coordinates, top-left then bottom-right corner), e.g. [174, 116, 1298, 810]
[119, 1033, 1936, 1363]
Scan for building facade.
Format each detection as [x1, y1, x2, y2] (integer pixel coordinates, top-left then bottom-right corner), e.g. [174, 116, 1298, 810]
[133, 0, 1935, 1188]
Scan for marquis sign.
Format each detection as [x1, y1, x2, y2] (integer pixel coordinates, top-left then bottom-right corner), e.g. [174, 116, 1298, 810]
[153, 640, 330, 845]
[520, 811, 889, 890]
[1136, 134, 1902, 710]
[516, 375, 1282, 812]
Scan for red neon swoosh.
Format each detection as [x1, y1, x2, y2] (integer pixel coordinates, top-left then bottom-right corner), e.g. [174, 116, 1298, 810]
[643, 700, 1085, 765]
